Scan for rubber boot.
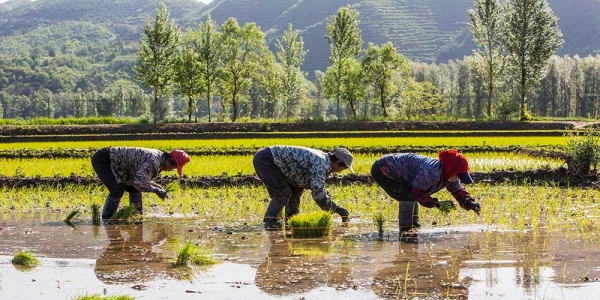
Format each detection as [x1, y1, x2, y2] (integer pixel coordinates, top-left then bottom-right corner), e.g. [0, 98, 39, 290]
[129, 193, 143, 215]
[399, 201, 418, 243]
[399, 201, 416, 232]
[263, 199, 285, 231]
[102, 196, 121, 220]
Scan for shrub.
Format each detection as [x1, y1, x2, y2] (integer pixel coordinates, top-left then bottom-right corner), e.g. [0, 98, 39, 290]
[565, 127, 600, 175]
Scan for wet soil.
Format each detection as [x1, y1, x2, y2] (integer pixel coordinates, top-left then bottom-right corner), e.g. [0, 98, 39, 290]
[1, 216, 599, 300]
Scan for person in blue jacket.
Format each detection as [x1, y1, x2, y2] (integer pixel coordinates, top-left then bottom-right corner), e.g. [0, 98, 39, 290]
[371, 149, 481, 234]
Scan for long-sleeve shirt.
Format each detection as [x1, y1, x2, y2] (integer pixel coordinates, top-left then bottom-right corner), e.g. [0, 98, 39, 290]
[377, 153, 471, 208]
[269, 145, 340, 211]
[109, 147, 165, 192]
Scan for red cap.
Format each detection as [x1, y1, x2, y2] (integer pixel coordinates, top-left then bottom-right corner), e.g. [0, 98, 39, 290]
[170, 150, 190, 177]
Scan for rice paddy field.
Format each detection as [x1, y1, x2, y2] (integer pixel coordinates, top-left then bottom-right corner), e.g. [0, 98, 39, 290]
[1, 130, 599, 300]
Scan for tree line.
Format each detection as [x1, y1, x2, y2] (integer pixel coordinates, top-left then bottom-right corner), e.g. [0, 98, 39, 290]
[2, 0, 598, 122]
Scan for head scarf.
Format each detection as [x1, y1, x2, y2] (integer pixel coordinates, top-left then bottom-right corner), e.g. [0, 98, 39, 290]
[438, 149, 470, 179]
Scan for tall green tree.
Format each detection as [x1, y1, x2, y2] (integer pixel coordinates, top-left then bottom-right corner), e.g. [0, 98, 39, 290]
[196, 15, 222, 122]
[504, 0, 563, 120]
[134, 3, 180, 123]
[469, 0, 505, 118]
[276, 23, 307, 122]
[325, 6, 363, 120]
[221, 18, 265, 122]
[362, 42, 409, 118]
[175, 29, 203, 122]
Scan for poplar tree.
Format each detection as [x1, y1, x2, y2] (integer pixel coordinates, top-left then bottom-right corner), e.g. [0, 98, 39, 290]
[276, 23, 307, 122]
[325, 6, 362, 120]
[504, 0, 563, 120]
[134, 3, 180, 123]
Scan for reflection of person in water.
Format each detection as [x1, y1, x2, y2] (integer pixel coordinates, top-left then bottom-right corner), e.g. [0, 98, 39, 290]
[255, 233, 352, 295]
[371, 242, 472, 299]
[94, 223, 179, 284]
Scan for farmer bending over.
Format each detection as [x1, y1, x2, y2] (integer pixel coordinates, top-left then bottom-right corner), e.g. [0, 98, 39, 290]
[253, 145, 353, 230]
[91, 146, 190, 220]
[371, 149, 480, 234]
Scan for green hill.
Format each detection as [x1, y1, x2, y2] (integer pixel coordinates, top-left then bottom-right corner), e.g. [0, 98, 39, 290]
[0, 0, 599, 82]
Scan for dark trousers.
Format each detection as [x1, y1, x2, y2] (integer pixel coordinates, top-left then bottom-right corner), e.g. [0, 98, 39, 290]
[91, 147, 139, 198]
[371, 160, 420, 231]
[253, 147, 304, 223]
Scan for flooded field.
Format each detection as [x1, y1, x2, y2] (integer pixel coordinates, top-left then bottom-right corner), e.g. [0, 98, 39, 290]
[1, 215, 599, 300]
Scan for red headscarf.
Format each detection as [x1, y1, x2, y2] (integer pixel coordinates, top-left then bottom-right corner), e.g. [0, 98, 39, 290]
[438, 149, 470, 179]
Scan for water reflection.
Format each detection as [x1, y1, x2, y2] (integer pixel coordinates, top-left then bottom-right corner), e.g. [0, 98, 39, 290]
[255, 232, 353, 295]
[94, 223, 185, 284]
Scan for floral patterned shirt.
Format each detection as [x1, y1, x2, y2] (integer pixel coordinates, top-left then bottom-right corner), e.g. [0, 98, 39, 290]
[109, 147, 165, 192]
[377, 153, 471, 207]
[269, 145, 340, 211]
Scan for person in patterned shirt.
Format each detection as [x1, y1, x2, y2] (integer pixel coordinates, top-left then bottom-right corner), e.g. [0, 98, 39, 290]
[253, 145, 354, 230]
[371, 149, 481, 234]
[91, 147, 190, 220]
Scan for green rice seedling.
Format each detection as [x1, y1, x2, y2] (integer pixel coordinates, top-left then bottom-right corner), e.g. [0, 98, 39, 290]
[64, 209, 80, 222]
[111, 205, 138, 224]
[165, 181, 180, 193]
[175, 241, 218, 266]
[288, 211, 333, 238]
[91, 203, 101, 225]
[71, 294, 135, 300]
[373, 212, 385, 240]
[11, 251, 40, 269]
[438, 200, 456, 214]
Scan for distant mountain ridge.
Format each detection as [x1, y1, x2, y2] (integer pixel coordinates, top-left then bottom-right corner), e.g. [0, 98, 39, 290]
[1, 0, 599, 76]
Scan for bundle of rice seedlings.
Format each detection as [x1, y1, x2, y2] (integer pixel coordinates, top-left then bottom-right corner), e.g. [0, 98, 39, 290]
[111, 205, 138, 224]
[64, 209, 80, 222]
[373, 212, 385, 240]
[91, 204, 101, 226]
[12, 251, 40, 268]
[165, 182, 180, 193]
[175, 241, 218, 266]
[288, 211, 333, 238]
[438, 200, 457, 214]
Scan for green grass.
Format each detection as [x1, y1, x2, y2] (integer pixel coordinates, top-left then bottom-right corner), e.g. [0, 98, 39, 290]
[11, 251, 40, 268]
[175, 241, 218, 266]
[288, 211, 333, 238]
[91, 203, 101, 225]
[165, 181, 180, 193]
[438, 200, 457, 214]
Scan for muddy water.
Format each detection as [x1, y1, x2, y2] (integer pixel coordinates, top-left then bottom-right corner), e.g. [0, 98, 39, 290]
[1, 216, 599, 300]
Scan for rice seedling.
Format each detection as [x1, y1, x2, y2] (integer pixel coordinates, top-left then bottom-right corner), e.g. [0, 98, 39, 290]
[373, 212, 385, 240]
[11, 251, 40, 268]
[165, 181, 180, 193]
[71, 295, 135, 300]
[175, 241, 218, 266]
[91, 203, 101, 225]
[437, 201, 457, 214]
[111, 205, 139, 224]
[64, 209, 80, 222]
[288, 211, 333, 238]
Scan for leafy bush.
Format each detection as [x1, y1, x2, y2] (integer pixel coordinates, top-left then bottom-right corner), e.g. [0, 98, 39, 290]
[565, 128, 600, 175]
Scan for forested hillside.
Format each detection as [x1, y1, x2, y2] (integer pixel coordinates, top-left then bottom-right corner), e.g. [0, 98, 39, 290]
[1, 0, 600, 123]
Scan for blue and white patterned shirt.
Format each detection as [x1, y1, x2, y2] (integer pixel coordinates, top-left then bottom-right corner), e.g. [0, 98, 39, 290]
[269, 145, 340, 211]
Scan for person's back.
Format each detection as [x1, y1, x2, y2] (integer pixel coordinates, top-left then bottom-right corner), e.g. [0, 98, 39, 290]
[269, 145, 330, 188]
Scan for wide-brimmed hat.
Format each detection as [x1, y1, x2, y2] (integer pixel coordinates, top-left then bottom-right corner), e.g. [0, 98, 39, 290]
[333, 148, 354, 174]
[170, 150, 190, 177]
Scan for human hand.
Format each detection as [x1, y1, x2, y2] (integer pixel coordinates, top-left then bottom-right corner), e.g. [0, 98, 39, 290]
[462, 197, 481, 215]
[155, 188, 167, 200]
[335, 207, 349, 222]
